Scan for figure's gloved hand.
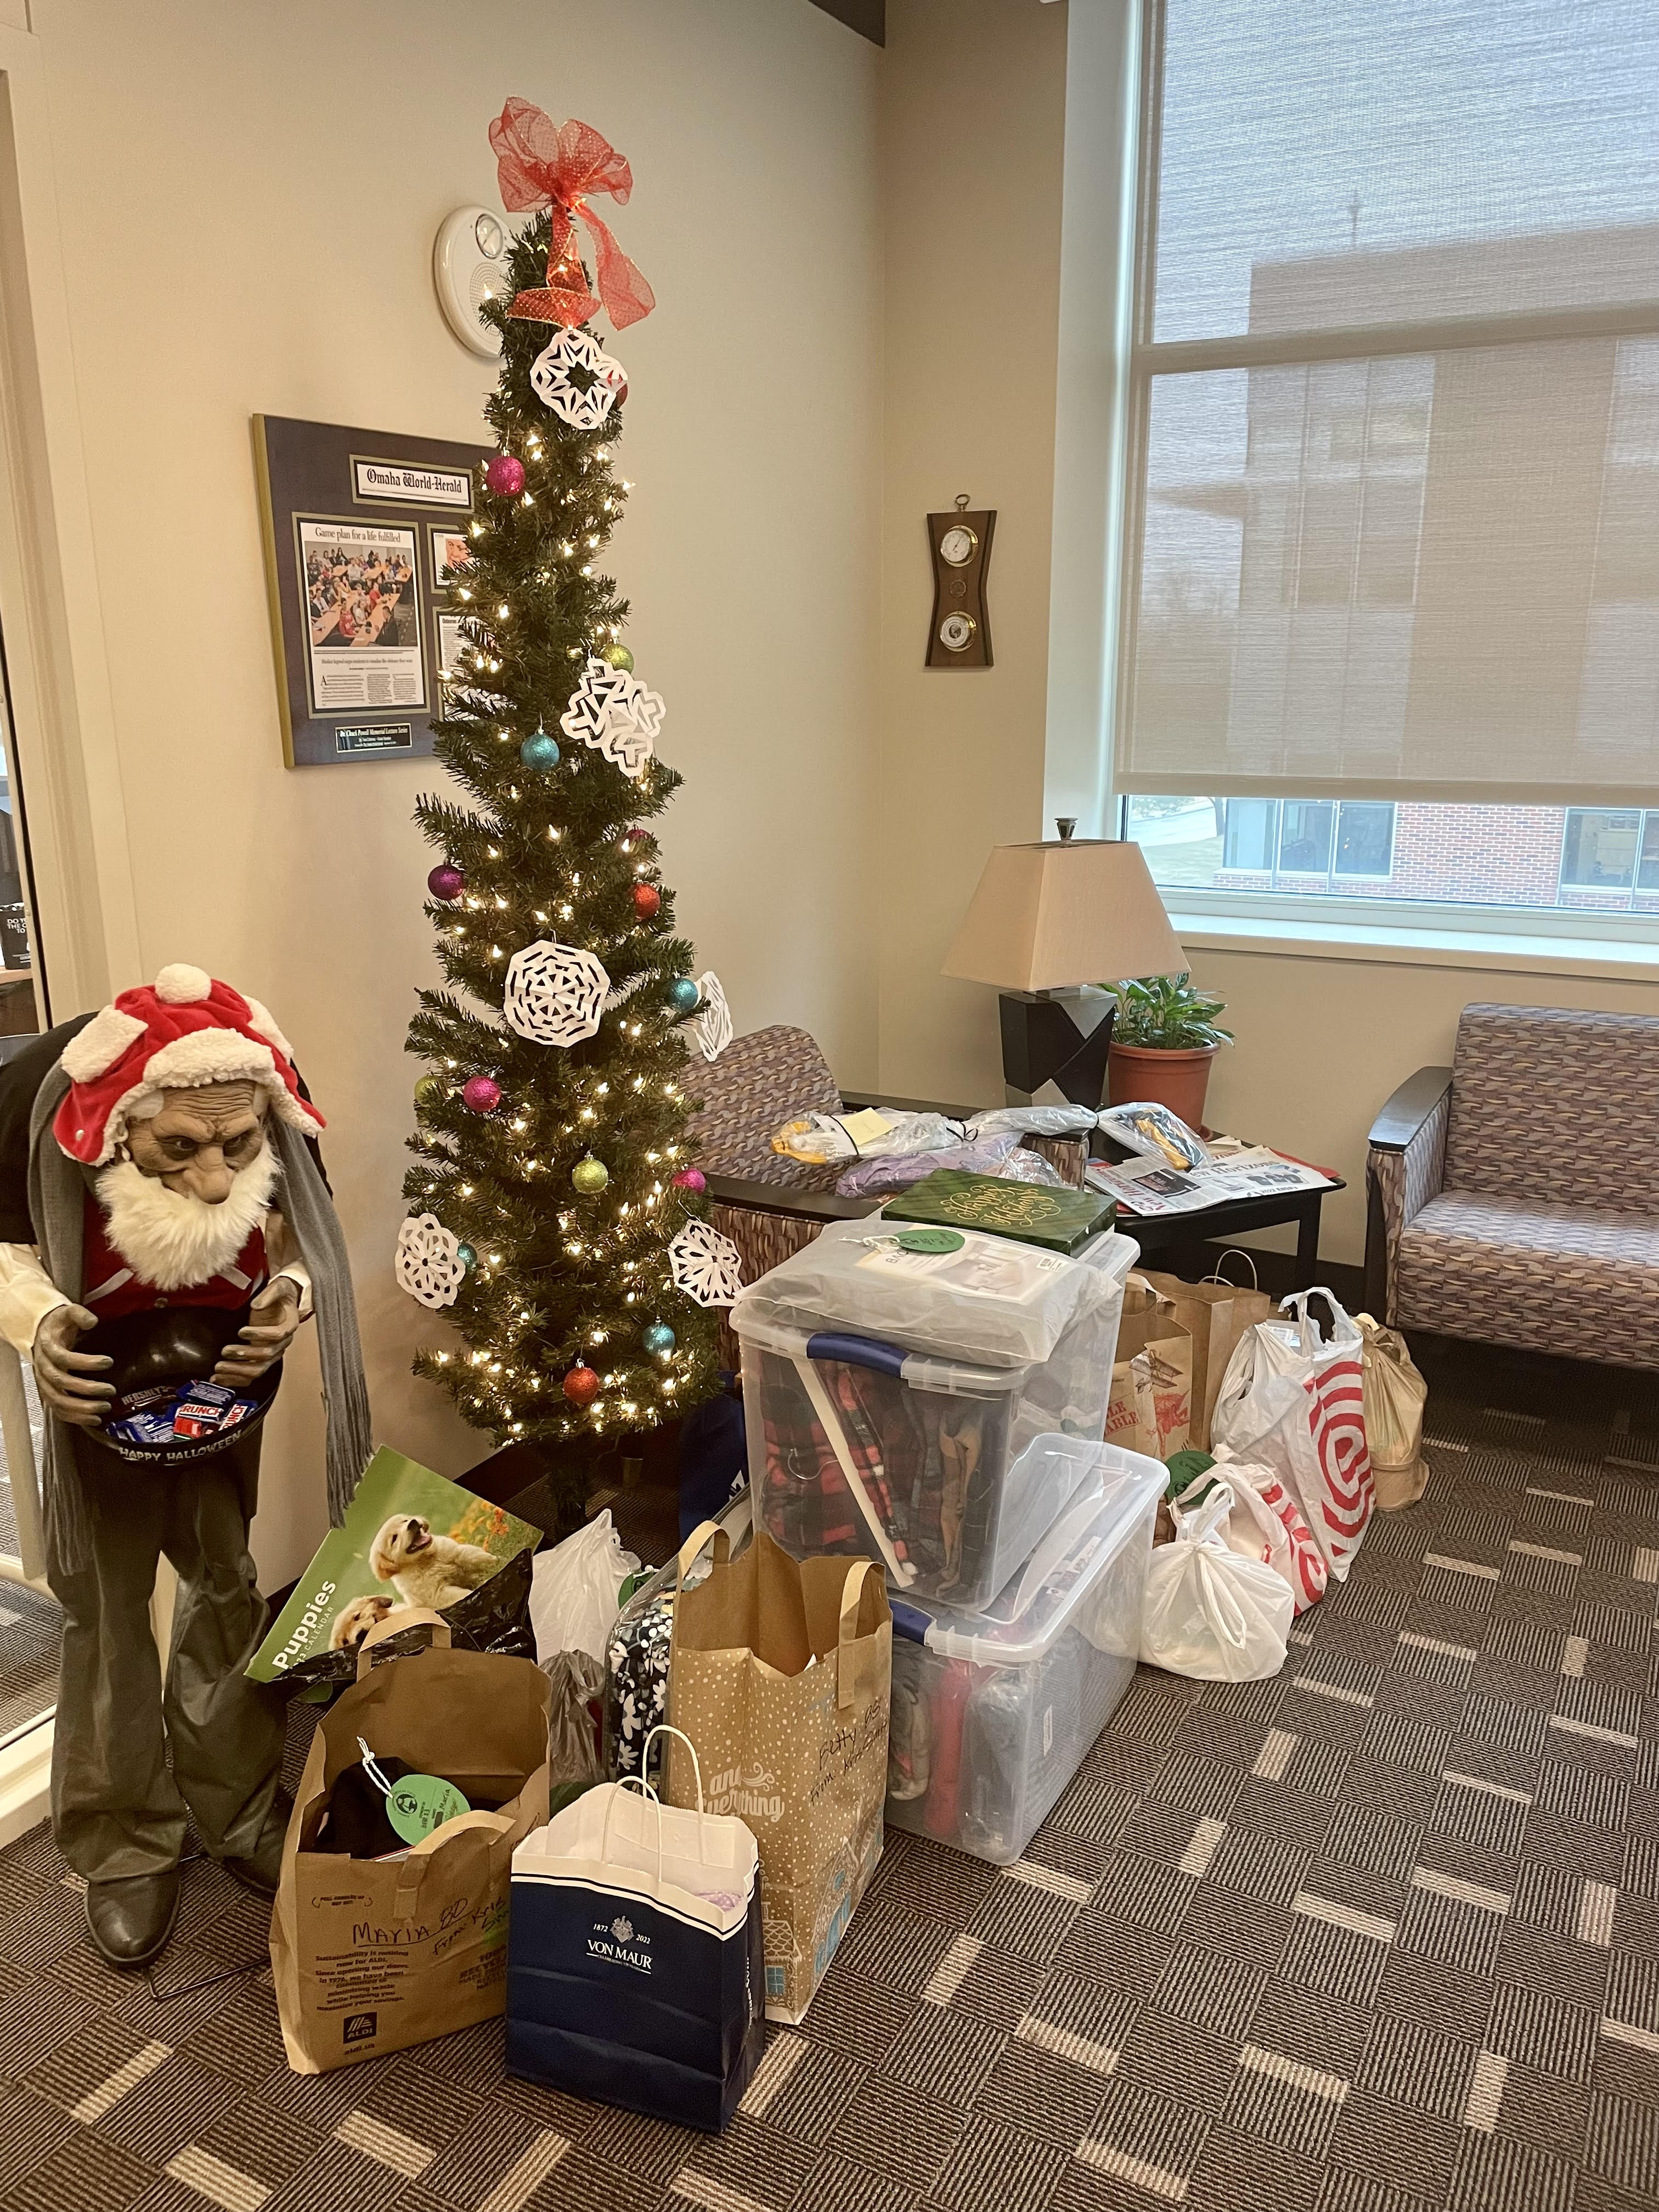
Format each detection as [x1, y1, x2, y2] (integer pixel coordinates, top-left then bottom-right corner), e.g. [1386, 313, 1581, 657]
[212, 1276, 301, 1387]
[32, 1302, 115, 1427]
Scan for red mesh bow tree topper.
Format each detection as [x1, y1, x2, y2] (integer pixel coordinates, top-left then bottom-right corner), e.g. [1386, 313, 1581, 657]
[489, 99, 656, 331]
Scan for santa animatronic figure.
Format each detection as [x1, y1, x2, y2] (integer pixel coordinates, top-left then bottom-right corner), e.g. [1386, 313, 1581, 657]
[0, 966, 370, 1968]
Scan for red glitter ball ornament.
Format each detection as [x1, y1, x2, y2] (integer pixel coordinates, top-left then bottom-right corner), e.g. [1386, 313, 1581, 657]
[672, 1167, 707, 1194]
[563, 1363, 600, 1408]
[462, 1075, 501, 1115]
[485, 453, 526, 497]
[631, 883, 661, 920]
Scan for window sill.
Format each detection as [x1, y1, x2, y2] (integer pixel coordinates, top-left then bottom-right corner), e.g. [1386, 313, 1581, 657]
[1166, 907, 1659, 983]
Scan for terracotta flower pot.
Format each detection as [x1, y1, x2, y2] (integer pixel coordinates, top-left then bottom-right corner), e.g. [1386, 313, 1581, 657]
[1107, 1041, 1220, 1131]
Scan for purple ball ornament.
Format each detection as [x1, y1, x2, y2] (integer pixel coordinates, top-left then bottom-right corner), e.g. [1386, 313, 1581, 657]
[672, 1167, 707, 1194]
[462, 1075, 502, 1115]
[428, 864, 466, 902]
[484, 453, 526, 498]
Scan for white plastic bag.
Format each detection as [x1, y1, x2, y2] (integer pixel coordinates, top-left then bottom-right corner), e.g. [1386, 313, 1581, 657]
[1139, 1485, 1293, 1680]
[1208, 1457, 1328, 1615]
[1211, 1289, 1374, 1581]
[528, 1510, 641, 1666]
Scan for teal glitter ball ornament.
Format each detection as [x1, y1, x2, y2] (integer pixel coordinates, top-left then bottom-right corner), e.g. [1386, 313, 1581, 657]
[669, 977, 701, 1014]
[603, 642, 634, 672]
[572, 1154, 610, 1196]
[455, 1242, 478, 1272]
[642, 1322, 676, 1357]
[520, 728, 561, 772]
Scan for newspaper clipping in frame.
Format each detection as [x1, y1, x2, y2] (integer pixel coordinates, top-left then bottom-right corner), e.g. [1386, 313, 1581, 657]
[296, 517, 425, 714]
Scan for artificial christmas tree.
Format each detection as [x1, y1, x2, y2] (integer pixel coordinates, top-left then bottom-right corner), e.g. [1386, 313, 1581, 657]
[397, 102, 735, 1503]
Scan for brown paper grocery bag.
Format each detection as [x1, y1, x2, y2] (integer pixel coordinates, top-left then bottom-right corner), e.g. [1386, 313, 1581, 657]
[1107, 1275, 1193, 1459]
[664, 1523, 891, 2025]
[1142, 1256, 1273, 1451]
[270, 1612, 551, 2073]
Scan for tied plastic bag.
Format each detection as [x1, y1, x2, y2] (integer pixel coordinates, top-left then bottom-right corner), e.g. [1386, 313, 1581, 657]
[1211, 1289, 1374, 1581]
[1357, 1314, 1429, 1509]
[528, 1510, 641, 1667]
[1140, 1485, 1293, 1681]
[1207, 1458, 1328, 1614]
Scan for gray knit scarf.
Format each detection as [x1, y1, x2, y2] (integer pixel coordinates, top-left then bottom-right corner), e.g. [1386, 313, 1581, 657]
[28, 1066, 373, 1575]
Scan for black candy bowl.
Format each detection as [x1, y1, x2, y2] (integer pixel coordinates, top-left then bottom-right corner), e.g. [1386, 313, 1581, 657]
[81, 1305, 283, 1465]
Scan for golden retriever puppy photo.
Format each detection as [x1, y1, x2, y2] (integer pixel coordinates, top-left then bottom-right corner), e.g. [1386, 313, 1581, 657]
[368, 1513, 499, 1609]
[327, 1593, 397, 1651]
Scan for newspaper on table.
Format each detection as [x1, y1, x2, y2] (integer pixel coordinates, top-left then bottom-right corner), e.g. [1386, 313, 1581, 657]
[1086, 1146, 1335, 1220]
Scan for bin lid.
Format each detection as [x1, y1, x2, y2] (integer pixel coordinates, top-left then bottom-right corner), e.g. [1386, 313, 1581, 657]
[891, 1440, 1165, 1664]
[731, 1217, 1139, 1370]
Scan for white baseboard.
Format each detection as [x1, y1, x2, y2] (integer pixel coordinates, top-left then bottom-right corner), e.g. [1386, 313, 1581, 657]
[0, 1712, 52, 1848]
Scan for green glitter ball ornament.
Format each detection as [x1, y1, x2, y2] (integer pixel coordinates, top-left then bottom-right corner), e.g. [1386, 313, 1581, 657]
[414, 1075, 442, 1110]
[602, 642, 634, 672]
[571, 1154, 610, 1196]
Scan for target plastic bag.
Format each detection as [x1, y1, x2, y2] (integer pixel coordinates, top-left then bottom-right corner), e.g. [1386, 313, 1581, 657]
[1211, 1289, 1373, 1581]
[1140, 1485, 1293, 1681]
[1210, 1458, 1328, 1615]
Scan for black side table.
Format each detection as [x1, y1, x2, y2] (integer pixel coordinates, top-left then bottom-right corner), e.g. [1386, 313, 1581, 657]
[1108, 1177, 1344, 1288]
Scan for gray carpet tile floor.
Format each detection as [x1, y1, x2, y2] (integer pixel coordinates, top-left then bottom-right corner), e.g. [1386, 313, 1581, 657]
[2, 1338, 1658, 2211]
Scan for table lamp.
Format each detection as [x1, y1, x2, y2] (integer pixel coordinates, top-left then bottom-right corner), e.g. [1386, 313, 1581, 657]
[942, 825, 1185, 1108]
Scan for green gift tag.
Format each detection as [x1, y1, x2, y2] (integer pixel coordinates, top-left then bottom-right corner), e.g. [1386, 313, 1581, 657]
[895, 1227, 966, 1254]
[385, 1773, 470, 1845]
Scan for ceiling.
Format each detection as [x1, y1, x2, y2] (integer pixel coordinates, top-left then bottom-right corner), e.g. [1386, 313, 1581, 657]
[806, 0, 885, 44]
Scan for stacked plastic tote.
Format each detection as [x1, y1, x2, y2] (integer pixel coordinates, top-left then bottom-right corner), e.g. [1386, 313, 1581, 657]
[734, 1217, 1165, 1864]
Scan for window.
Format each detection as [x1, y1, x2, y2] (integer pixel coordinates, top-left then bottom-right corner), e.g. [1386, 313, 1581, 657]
[1116, 0, 1659, 821]
[1128, 795, 1659, 914]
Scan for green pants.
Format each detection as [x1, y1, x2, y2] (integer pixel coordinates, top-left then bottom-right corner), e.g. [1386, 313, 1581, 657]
[47, 1429, 287, 1884]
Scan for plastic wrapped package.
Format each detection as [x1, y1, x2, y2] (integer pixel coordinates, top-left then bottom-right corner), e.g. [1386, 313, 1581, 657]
[736, 1229, 1139, 1608]
[884, 1446, 1164, 1862]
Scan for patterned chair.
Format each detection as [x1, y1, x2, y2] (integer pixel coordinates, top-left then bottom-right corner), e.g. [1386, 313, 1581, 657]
[1364, 1003, 1659, 1366]
[686, 1024, 1087, 1358]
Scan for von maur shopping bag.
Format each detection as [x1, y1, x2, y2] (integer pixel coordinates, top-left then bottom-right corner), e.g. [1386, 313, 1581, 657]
[1108, 1277, 1193, 1459]
[1211, 1289, 1374, 1579]
[1142, 1256, 1273, 1452]
[507, 1725, 765, 2132]
[270, 1612, 551, 2074]
[665, 1522, 891, 2024]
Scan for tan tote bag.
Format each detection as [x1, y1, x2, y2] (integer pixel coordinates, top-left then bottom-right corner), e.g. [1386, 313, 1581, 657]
[1357, 1313, 1430, 1509]
[664, 1521, 891, 2025]
[1142, 1254, 1274, 1451]
[270, 1611, 551, 2073]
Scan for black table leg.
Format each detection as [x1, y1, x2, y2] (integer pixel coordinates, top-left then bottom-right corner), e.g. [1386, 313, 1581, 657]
[1293, 1197, 1323, 1286]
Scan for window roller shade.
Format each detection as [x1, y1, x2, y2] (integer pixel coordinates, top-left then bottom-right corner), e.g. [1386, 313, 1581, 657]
[1116, 0, 1659, 806]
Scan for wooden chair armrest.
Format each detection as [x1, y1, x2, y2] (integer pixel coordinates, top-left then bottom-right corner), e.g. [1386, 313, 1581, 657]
[836, 1088, 975, 1120]
[1368, 1066, 1453, 1154]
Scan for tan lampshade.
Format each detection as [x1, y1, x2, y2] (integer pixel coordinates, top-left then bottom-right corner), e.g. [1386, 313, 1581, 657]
[942, 838, 1185, 991]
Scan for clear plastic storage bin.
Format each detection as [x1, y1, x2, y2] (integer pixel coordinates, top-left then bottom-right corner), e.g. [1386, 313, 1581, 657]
[885, 1442, 1163, 1863]
[735, 1220, 1138, 1610]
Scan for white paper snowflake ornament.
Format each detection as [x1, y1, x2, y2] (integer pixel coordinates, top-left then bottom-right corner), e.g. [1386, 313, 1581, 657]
[529, 327, 628, 430]
[395, 1214, 466, 1310]
[689, 972, 732, 1063]
[503, 939, 611, 1046]
[669, 1218, 745, 1308]
[558, 656, 664, 780]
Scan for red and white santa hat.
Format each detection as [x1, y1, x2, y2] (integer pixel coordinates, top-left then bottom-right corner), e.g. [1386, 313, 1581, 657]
[53, 964, 325, 1167]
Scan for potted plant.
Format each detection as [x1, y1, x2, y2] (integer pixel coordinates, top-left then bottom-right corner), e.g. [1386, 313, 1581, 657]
[1107, 972, 1233, 1129]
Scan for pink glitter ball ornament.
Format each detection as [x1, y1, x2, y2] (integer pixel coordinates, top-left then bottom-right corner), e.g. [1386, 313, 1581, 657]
[484, 453, 526, 497]
[672, 1167, 707, 1194]
[462, 1075, 502, 1115]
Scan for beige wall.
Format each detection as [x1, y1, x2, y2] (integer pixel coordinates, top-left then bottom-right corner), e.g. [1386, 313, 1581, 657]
[23, 0, 882, 1582]
[877, 0, 1070, 1107]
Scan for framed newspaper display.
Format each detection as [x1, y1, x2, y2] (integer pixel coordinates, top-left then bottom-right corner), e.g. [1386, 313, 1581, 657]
[253, 414, 492, 768]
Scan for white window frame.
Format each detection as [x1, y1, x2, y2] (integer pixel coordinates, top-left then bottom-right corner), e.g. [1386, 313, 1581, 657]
[1057, 0, 1659, 969]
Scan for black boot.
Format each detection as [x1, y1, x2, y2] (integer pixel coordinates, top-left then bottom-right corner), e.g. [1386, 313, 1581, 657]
[222, 1787, 292, 1899]
[84, 1869, 180, 1970]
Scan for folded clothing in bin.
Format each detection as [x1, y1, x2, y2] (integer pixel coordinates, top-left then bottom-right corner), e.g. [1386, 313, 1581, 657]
[884, 1442, 1164, 1863]
[736, 1221, 1139, 1608]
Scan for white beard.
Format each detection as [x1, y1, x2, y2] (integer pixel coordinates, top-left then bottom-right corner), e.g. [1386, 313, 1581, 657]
[95, 1143, 280, 1291]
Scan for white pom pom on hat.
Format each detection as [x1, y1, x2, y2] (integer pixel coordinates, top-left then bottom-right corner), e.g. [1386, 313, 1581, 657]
[154, 963, 212, 1005]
